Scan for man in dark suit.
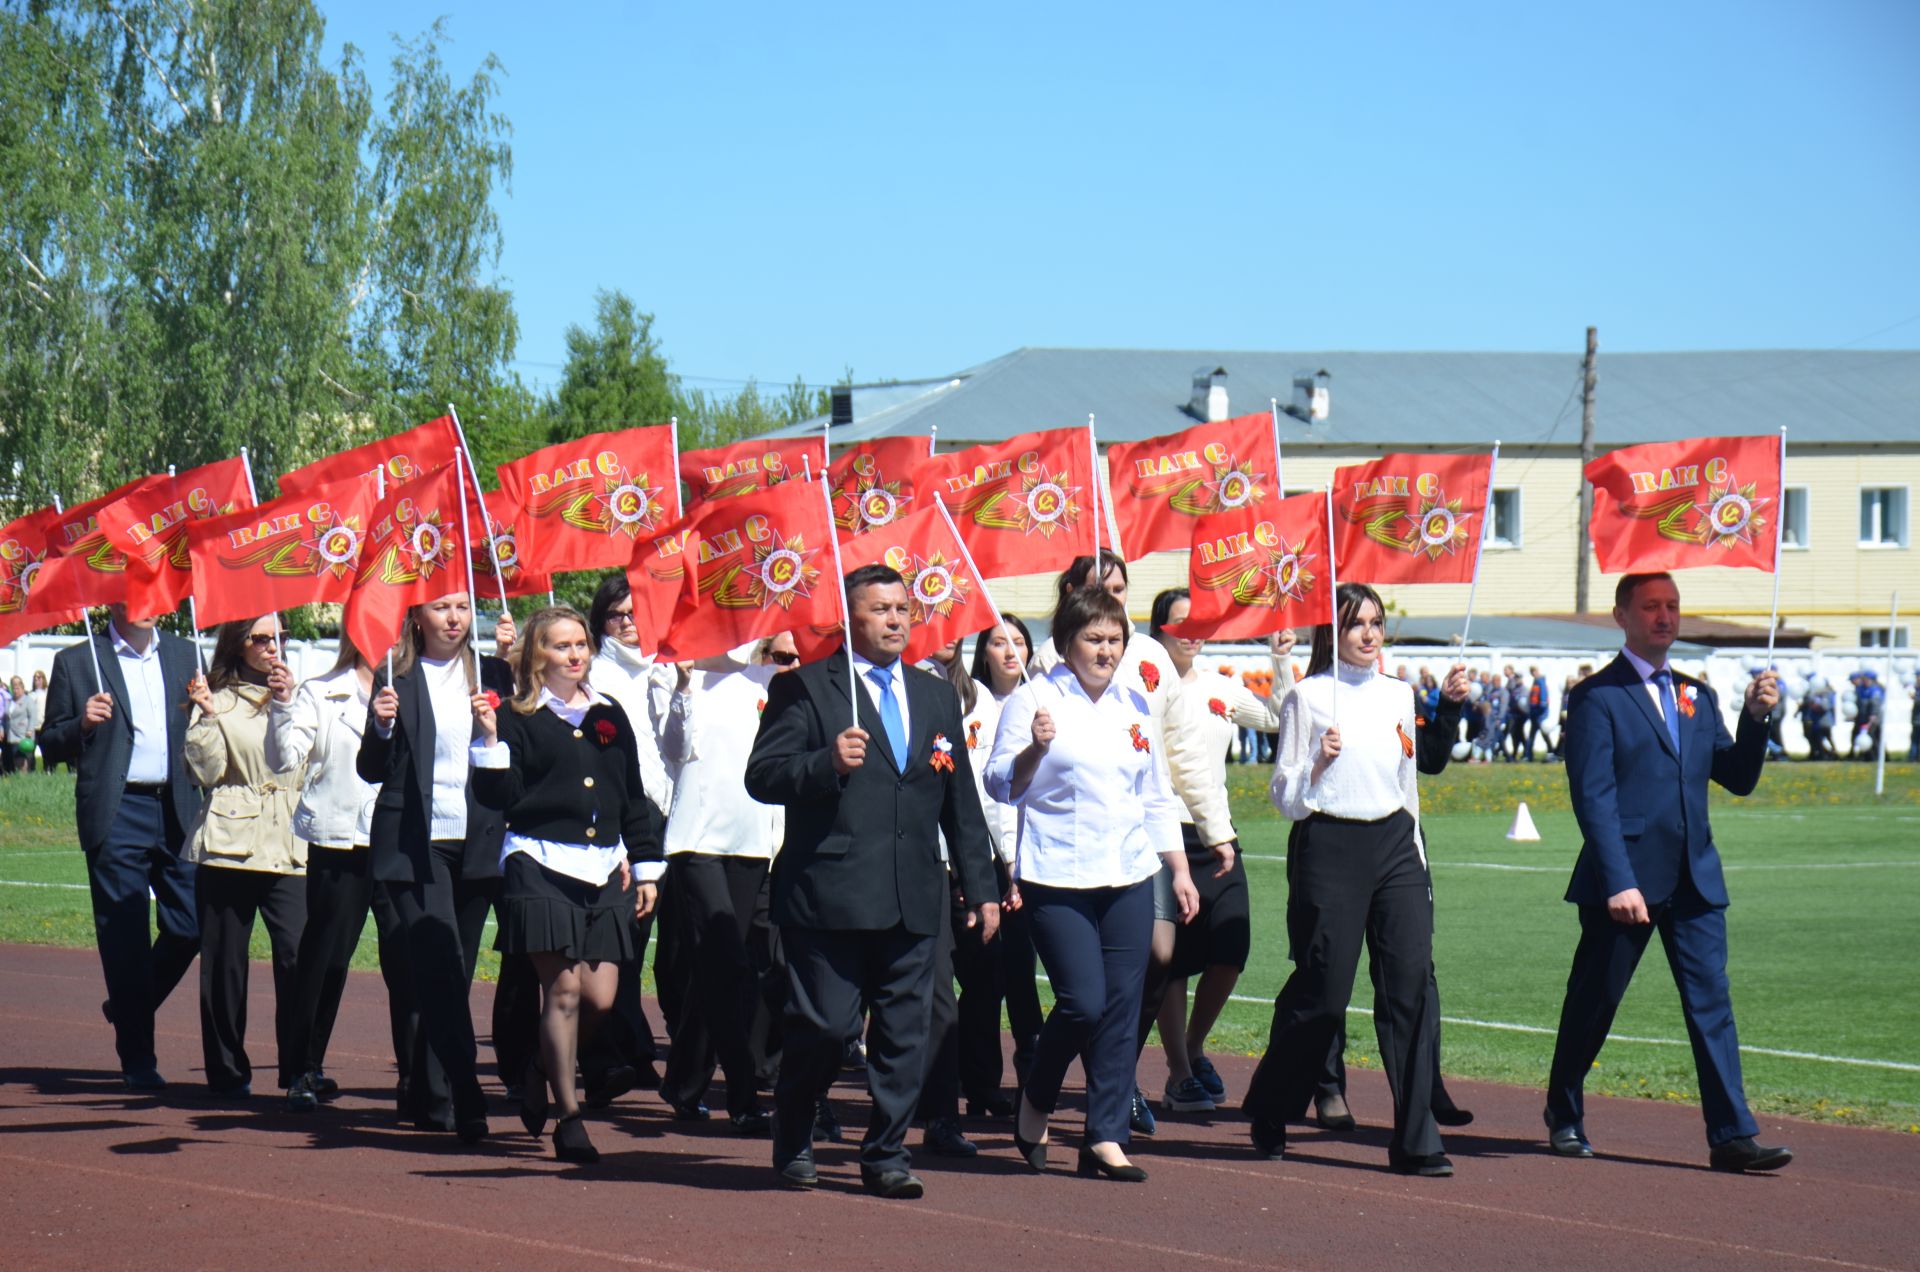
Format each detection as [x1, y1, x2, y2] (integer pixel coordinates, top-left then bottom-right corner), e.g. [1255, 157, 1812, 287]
[746, 564, 999, 1198]
[40, 604, 205, 1089]
[1545, 572, 1790, 1172]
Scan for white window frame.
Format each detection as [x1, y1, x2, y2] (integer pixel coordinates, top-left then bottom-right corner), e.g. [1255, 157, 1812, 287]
[1482, 487, 1522, 550]
[1780, 485, 1810, 551]
[1860, 625, 1911, 648]
[1858, 485, 1909, 549]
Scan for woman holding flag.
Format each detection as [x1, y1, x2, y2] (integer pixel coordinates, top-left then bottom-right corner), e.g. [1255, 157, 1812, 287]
[471, 605, 663, 1164]
[357, 593, 514, 1143]
[1242, 582, 1452, 1176]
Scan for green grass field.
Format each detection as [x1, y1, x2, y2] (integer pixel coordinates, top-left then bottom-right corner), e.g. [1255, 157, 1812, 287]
[3, 762, 1915, 1131]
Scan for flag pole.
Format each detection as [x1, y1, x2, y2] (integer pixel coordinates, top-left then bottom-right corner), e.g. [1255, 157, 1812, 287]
[1269, 397, 1286, 494]
[236, 448, 283, 667]
[378, 466, 393, 686]
[1324, 486, 1339, 723]
[928, 421, 939, 458]
[820, 476, 858, 729]
[1087, 414, 1102, 577]
[667, 416, 683, 519]
[52, 494, 106, 697]
[937, 494, 1030, 688]
[168, 465, 208, 674]
[1764, 426, 1788, 670]
[455, 448, 481, 685]
[447, 404, 512, 620]
[1458, 442, 1498, 665]
[1876, 590, 1897, 798]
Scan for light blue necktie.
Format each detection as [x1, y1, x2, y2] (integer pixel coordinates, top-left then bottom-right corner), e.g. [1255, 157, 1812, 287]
[1652, 668, 1683, 757]
[867, 664, 909, 769]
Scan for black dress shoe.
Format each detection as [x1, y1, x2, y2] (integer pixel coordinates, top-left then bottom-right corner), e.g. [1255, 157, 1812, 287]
[1012, 1126, 1049, 1172]
[1313, 1092, 1356, 1131]
[667, 1099, 711, 1121]
[1250, 1118, 1286, 1160]
[1076, 1147, 1147, 1182]
[776, 1150, 818, 1189]
[121, 1068, 166, 1092]
[1433, 1103, 1475, 1128]
[205, 1081, 252, 1101]
[286, 1073, 318, 1113]
[553, 1113, 599, 1163]
[730, 1109, 772, 1137]
[861, 1169, 924, 1200]
[584, 1065, 637, 1110]
[1546, 1123, 1594, 1158]
[813, 1098, 843, 1143]
[1709, 1136, 1793, 1173]
[1128, 1088, 1157, 1137]
[456, 1114, 489, 1145]
[924, 1117, 977, 1158]
[1391, 1151, 1454, 1177]
[308, 1071, 340, 1098]
[966, 1094, 1016, 1120]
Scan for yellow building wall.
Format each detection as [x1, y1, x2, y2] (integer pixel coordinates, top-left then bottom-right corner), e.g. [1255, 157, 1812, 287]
[985, 448, 1920, 648]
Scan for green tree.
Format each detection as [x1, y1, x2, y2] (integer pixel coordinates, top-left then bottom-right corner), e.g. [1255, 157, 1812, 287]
[549, 289, 677, 443]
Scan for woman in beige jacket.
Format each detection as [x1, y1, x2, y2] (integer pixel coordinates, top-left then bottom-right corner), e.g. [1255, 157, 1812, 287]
[185, 615, 307, 1097]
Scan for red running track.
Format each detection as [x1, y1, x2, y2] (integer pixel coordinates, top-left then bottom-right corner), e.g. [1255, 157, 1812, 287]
[0, 943, 1913, 1270]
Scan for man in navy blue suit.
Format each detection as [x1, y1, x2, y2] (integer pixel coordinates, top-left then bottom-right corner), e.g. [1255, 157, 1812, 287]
[1544, 572, 1791, 1172]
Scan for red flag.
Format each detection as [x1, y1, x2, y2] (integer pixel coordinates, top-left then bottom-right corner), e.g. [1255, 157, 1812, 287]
[0, 506, 84, 643]
[657, 480, 839, 663]
[95, 458, 255, 620]
[1104, 413, 1280, 558]
[624, 517, 695, 658]
[794, 500, 1002, 664]
[496, 424, 678, 572]
[188, 475, 380, 628]
[28, 475, 170, 613]
[1165, 492, 1333, 641]
[1332, 452, 1493, 585]
[908, 427, 1095, 580]
[827, 435, 927, 541]
[468, 482, 553, 600]
[344, 464, 469, 661]
[279, 415, 460, 497]
[678, 435, 825, 505]
[1584, 435, 1782, 574]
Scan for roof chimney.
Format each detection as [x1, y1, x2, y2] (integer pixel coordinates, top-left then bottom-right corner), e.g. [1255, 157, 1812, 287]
[1290, 369, 1330, 423]
[1189, 366, 1229, 423]
[830, 385, 853, 426]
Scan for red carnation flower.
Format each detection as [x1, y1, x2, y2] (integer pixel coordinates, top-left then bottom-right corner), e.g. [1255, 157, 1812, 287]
[1139, 662, 1161, 693]
[594, 719, 617, 745]
[481, 690, 501, 711]
[1208, 697, 1227, 719]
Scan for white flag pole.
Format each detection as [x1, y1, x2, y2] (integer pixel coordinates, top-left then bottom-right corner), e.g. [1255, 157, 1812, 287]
[1459, 442, 1499, 662]
[1087, 414, 1102, 578]
[928, 421, 939, 458]
[1764, 426, 1789, 670]
[236, 447, 282, 664]
[937, 493, 1030, 688]
[1876, 590, 1898, 797]
[820, 476, 858, 730]
[667, 416, 684, 519]
[168, 465, 208, 674]
[1324, 486, 1339, 724]
[52, 494, 106, 697]
[1270, 397, 1286, 495]
[446, 404, 512, 619]
[455, 448, 481, 684]
[377, 466, 393, 686]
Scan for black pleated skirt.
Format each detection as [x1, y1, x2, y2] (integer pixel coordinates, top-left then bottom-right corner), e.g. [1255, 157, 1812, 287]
[494, 851, 636, 963]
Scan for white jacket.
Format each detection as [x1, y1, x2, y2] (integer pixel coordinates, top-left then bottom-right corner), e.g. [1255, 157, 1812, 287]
[591, 638, 676, 817]
[1164, 655, 1293, 846]
[267, 664, 376, 849]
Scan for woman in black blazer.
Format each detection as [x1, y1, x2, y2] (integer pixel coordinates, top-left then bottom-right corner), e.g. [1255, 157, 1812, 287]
[471, 606, 663, 1163]
[356, 593, 514, 1142]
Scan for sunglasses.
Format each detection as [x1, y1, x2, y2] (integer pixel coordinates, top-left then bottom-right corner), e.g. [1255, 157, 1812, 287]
[246, 634, 282, 648]
[607, 609, 636, 625]
[768, 651, 800, 666]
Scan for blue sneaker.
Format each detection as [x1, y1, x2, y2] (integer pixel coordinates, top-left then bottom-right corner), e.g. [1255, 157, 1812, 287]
[1191, 1054, 1227, 1102]
[1129, 1087, 1157, 1136]
[1163, 1076, 1215, 1113]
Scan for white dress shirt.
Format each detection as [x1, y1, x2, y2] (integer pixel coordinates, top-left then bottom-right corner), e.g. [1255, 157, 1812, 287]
[268, 665, 376, 849]
[662, 664, 780, 862]
[1165, 656, 1292, 845]
[591, 637, 677, 817]
[420, 655, 472, 841]
[112, 627, 170, 784]
[964, 680, 1020, 864]
[850, 649, 911, 756]
[984, 661, 1184, 888]
[472, 686, 628, 886]
[1620, 645, 1675, 718]
[1269, 661, 1424, 862]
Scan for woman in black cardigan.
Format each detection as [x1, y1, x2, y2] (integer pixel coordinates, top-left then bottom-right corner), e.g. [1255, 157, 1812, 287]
[472, 605, 663, 1163]
[356, 593, 515, 1142]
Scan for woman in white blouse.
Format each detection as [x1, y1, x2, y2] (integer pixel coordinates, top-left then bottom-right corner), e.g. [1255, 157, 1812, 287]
[986, 588, 1197, 1182]
[1241, 582, 1452, 1177]
[270, 635, 415, 1113]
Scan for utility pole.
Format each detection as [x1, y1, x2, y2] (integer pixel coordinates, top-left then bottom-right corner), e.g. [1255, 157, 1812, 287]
[1574, 326, 1598, 613]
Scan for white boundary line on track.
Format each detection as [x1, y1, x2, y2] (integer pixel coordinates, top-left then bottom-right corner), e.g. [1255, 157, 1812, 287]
[1238, 854, 1920, 873]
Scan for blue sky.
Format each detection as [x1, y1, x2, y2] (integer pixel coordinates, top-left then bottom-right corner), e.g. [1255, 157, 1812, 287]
[321, 1, 1920, 392]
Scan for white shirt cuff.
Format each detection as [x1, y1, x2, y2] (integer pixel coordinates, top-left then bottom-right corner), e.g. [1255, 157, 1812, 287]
[634, 860, 667, 883]
[470, 740, 510, 769]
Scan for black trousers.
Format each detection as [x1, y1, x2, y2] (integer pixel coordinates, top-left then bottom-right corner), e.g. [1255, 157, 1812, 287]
[196, 866, 306, 1090]
[775, 923, 935, 1175]
[287, 846, 412, 1081]
[953, 859, 1018, 1104]
[660, 854, 770, 1117]
[999, 871, 1044, 1078]
[1024, 878, 1154, 1146]
[918, 895, 962, 1121]
[88, 790, 198, 1075]
[390, 839, 494, 1127]
[1247, 811, 1440, 1161]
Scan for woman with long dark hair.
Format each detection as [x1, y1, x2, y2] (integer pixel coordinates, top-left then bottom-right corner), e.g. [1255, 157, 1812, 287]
[1242, 582, 1452, 1176]
[271, 633, 413, 1113]
[357, 593, 514, 1142]
[185, 615, 307, 1097]
[472, 605, 662, 1162]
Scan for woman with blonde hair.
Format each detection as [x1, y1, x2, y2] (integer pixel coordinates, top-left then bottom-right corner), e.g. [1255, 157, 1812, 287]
[185, 615, 307, 1097]
[473, 606, 664, 1163]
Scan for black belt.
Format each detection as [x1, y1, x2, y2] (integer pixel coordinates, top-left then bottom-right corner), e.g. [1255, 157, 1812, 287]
[124, 782, 167, 796]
